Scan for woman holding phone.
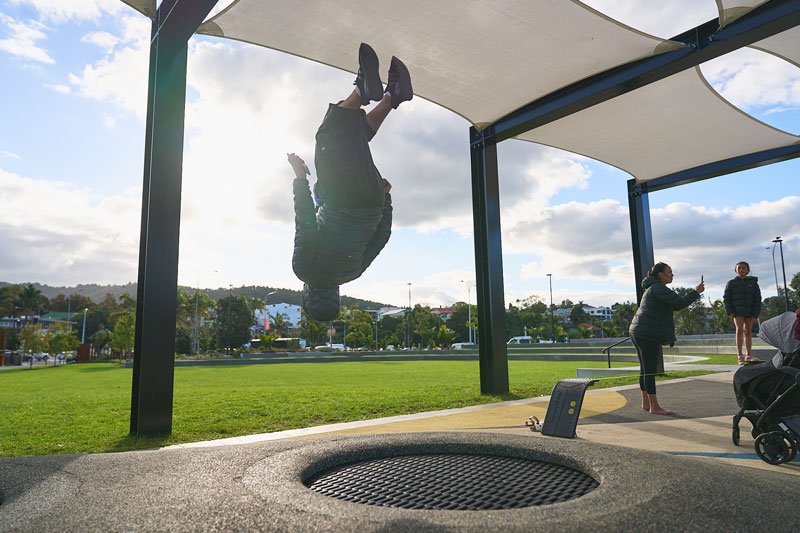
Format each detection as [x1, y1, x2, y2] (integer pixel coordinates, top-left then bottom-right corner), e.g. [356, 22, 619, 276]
[629, 262, 705, 415]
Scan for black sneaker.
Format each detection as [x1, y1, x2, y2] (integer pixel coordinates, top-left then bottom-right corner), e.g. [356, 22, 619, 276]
[386, 56, 413, 109]
[354, 43, 383, 106]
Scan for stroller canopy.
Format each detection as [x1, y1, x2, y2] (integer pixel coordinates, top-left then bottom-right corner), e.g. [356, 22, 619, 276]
[758, 312, 800, 354]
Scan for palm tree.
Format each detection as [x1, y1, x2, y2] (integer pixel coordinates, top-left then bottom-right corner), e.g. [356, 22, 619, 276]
[0, 285, 15, 317]
[14, 284, 48, 320]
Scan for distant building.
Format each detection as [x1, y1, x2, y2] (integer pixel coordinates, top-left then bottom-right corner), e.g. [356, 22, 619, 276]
[583, 305, 613, 320]
[254, 303, 302, 332]
[376, 307, 407, 320]
[0, 314, 74, 331]
[431, 306, 455, 321]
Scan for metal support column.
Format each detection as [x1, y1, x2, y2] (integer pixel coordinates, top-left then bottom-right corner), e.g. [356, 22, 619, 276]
[131, 0, 218, 435]
[627, 179, 654, 303]
[470, 127, 509, 395]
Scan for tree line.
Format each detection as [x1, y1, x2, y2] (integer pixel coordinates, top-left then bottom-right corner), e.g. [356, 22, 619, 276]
[2, 270, 798, 356]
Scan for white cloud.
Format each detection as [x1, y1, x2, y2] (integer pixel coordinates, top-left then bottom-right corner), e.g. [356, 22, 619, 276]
[0, 150, 21, 160]
[0, 169, 140, 285]
[0, 13, 53, 63]
[9, 0, 123, 23]
[67, 14, 150, 118]
[702, 48, 800, 114]
[81, 30, 120, 53]
[580, 0, 718, 39]
[44, 82, 69, 94]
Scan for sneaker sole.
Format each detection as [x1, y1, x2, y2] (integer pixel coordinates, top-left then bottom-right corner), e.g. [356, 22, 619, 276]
[359, 43, 383, 102]
[389, 57, 413, 108]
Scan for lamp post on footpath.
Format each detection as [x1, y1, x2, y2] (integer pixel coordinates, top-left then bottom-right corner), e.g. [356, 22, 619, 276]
[547, 274, 554, 342]
[461, 280, 476, 344]
[773, 237, 790, 311]
[407, 283, 412, 349]
[768, 246, 780, 299]
[81, 308, 88, 343]
[263, 290, 278, 334]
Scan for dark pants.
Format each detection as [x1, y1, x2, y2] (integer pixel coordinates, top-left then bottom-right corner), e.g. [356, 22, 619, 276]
[631, 333, 663, 394]
[313, 103, 385, 209]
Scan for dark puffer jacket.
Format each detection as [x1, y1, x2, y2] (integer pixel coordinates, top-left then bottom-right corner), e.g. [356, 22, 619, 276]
[723, 276, 761, 317]
[292, 177, 392, 289]
[629, 276, 701, 344]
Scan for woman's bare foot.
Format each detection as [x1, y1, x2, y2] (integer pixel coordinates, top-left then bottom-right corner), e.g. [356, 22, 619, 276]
[649, 407, 674, 415]
[646, 393, 672, 415]
[641, 391, 650, 411]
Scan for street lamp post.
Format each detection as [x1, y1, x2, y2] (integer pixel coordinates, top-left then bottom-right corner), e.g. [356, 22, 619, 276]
[773, 237, 790, 311]
[547, 274, 554, 342]
[81, 308, 88, 343]
[407, 283, 412, 349]
[263, 290, 278, 333]
[461, 280, 476, 344]
[368, 310, 379, 350]
[769, 245, 780, 299]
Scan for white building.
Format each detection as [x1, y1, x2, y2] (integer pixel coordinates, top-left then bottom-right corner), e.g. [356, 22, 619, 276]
[583, 305, 613, 320]
[376, 307, 407, 320]
[254, 303, 302, 332]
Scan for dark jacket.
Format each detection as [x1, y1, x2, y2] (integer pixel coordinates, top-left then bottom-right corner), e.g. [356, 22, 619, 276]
[292, 177, 392, 289]
[629, 276, 700, 344]
[723, 276, 761, 317]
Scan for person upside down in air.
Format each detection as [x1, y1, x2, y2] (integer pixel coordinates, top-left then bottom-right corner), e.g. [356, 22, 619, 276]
[287, 42, 413, 321]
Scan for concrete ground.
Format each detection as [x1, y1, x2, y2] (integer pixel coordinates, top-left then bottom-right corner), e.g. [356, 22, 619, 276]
[2, 364, 800, 531]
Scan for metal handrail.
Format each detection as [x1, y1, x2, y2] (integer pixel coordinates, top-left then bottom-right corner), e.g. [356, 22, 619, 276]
[601, 337, 631, 368]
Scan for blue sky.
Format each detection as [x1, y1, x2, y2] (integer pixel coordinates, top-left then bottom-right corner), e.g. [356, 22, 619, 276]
[1, 0, 798, 310]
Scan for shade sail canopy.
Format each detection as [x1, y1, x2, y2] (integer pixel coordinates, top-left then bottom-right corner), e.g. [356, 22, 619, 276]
[123, 0, 800, 184]
[753, 26, 800, 66]
[198, 0, 681, 130]
[717, 0, 770, 26]
[122, 0, 155, 18]
[520, 66, 799, 182]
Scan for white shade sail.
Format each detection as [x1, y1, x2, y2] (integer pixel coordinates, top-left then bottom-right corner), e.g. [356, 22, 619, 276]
[121, 0, 800, 184]
[752, 26, 800, 67]
[520, 67, 799, 182]
[198, 0, 680, 130]
[716, 0, 769, 26]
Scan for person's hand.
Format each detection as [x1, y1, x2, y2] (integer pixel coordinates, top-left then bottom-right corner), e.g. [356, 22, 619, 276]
[287, 153, 310, 179]
[695, 281, 705, 294]
[382, 178, 392, 193]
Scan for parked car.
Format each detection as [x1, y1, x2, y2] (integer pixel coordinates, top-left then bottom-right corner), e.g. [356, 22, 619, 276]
[33, 352, 49, 361]
[451, 342, 477, 350]
[314, 344, 344, 352]
[507, 336, 533, 345]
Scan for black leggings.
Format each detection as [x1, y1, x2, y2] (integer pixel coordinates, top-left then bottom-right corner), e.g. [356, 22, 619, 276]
[631, 334, 662, 394]
[313, 103, 385, 209]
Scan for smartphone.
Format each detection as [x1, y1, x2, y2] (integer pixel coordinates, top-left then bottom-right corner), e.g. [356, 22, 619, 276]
[701, 275, 704, 283]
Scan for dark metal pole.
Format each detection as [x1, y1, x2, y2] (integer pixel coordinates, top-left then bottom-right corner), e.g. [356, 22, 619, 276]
[628, 179, 655, 303]
[130, 0, 218, 435]
[470, 126, 509, 395]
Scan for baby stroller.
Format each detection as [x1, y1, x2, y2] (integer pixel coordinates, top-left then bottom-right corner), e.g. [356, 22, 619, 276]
[732, 311, 800, 465]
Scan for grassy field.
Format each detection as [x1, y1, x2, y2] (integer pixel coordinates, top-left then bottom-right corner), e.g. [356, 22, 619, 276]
[684, 353, 745, 365]
[0, 360, 713, 457]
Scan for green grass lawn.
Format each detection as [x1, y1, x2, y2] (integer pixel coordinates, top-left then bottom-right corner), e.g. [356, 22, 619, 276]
[683, 353, 745, 365]
[0, 360, 713, 457]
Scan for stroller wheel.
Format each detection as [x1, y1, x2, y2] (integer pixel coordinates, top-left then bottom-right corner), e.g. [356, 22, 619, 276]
[754, 432, 793, 465]
[732, 427, 740, 446]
